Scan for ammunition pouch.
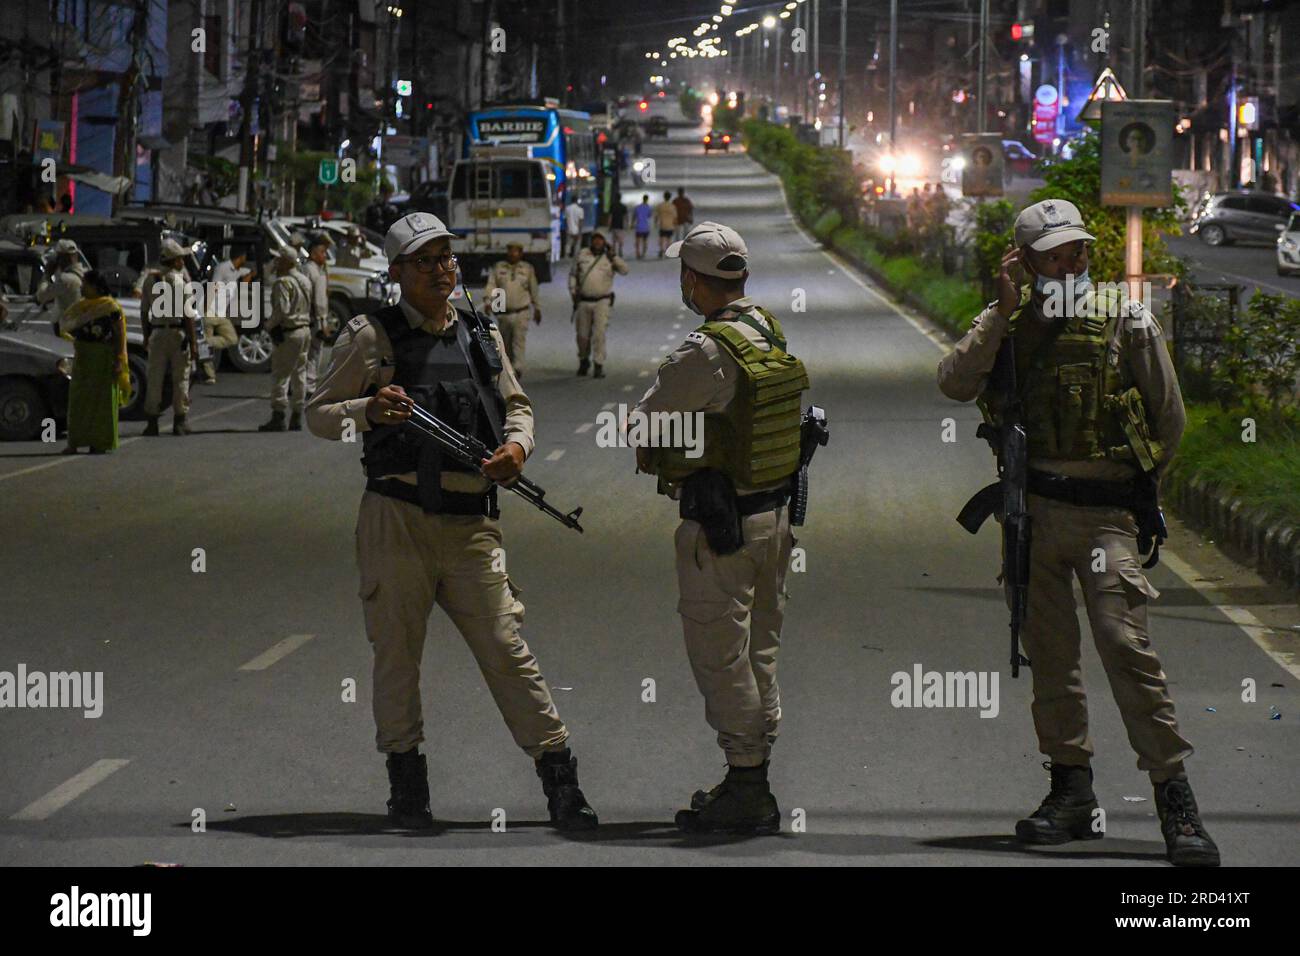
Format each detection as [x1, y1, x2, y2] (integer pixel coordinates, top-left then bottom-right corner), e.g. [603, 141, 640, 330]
[680, 469, 743, 556]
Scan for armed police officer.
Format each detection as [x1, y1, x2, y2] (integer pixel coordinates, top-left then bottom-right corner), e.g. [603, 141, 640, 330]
[569, 229, 628, 379]
[302, 232, 332, 395]
[483, 241, 541, 379]
[141, 238, 200, 437]
[305, 213, 598, 831]
[634, 222, 810, 835]
[258, 249, 313, 432]
[937, 199, 1219, 867]
[36, 239, 86, 329]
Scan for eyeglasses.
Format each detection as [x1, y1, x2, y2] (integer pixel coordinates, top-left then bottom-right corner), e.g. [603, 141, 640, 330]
[401, 252, 458, 273]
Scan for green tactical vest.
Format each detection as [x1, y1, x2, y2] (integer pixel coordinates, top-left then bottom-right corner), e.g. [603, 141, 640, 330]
[649, 307, 810, 488]
[980, 287, 1162, 473]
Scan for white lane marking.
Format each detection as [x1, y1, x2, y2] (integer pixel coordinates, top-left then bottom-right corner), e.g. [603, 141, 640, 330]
[771, 175, 951, 354]
[622, 384, 634, 392]
[1159, 551, 1300, 680]
[239, 633, 316, 671]
[0, 397, 262, 483]
[11, 759, 131, 821]
[545, 449, 566, 461]
[659, 343, 672, 352]
[601, 402, 615, 411]
[639, 369, 651, 378]
[672, 323, 683, 330]
[574, 422, 594, 434]
[667, 332, 679, 340]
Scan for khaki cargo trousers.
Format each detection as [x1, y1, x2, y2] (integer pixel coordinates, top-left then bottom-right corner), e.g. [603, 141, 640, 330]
[355, 491, 569, 758]
[574, 299, 611, 365]
[675, 506, 794, 768]
[1020, 494, 1193, 782]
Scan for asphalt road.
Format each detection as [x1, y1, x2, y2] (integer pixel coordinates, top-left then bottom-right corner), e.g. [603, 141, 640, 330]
[2, 102, 1297, 867]
[1166, 233, 1300, 302]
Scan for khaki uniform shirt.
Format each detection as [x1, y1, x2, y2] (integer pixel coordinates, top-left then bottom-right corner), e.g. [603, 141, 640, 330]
[140, 266, 199, 328]
[484, 259, 540, 314]
[306, 297, 534, 495]
[302, 259, 329, 323]
[568, 248, 629, 298]
[937, 296, 1186, 480]
[654, 201, 677, 231]
[635, 296, 788, 496]
[39, 263, 86, 329]
[268, 271, 312, 330]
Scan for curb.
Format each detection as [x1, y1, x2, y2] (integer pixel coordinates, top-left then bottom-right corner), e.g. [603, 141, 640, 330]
[751, 144, 1300, 595]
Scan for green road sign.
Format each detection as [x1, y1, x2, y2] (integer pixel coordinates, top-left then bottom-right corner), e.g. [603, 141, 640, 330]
[318, 159, 339, 186]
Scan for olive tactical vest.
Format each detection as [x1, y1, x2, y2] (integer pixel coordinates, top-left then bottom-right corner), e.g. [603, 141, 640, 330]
[361, 306, 506, 481]
[983, 288, 1162, 473]
[651, 307, 810, 488]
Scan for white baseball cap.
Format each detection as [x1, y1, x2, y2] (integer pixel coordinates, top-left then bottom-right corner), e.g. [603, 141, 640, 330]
[1014, 199, 1096, 251]
[159, 237, 187, 260]
[384, 212, 455, 261]
[665, 221, 748, 278]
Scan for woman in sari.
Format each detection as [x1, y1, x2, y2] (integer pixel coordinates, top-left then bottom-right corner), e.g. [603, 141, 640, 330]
[59, 270, 130, 454]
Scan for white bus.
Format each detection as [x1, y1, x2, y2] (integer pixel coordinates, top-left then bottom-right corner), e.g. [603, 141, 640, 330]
[448, 149, 560, 282]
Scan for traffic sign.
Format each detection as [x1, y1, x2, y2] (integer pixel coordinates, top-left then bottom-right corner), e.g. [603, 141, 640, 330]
[961, 133, 1004, 197]
[1101, 99, 1175, 207]
[318, 158, 339, 185]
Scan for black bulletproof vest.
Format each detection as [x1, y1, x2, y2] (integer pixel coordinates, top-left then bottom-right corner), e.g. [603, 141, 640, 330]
[361, 306, 504, 490]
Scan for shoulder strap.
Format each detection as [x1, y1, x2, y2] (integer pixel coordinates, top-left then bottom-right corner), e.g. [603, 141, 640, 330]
[372, 304, 408, 345]
[453, 307, 505, 445]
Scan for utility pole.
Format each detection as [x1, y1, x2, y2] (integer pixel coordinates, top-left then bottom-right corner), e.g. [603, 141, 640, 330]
[837, 0, 846, 148]
[813, 0, 820, 121]
[888, 0, 898, 161]
[237, 0, 261, 213]
[977, 0, 988, 133]
[114, 0, 148, 214]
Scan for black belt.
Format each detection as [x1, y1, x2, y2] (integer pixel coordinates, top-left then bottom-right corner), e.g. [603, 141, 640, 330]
[366, 477, 499, 517]
[1027, 469, 1137, 509]
[579, 294, 613, 302]
[736, 487, 790, 516]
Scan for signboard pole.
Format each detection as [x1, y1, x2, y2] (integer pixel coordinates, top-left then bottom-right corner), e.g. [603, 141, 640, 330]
[1126, 206, 1143, 304]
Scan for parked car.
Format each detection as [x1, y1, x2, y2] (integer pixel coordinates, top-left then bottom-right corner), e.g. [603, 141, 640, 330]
[703, 130, 731, 152]
[1189, 190, 1300, 246]
[1277, 212, 1300, 277]
[646, 116, 669, 138]
[0, 299, 72, 441]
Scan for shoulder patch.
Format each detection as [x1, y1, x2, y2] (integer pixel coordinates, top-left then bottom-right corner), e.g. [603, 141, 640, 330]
[346, 315, 369, 335]
[685, 330, 708, 346]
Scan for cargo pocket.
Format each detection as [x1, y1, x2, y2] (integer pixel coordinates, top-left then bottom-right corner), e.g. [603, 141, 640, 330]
[1117, 562, 1160, 600]
[358, 576, 380, 602]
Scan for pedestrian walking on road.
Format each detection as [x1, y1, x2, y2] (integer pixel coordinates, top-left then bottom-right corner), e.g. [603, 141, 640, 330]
[609, 199, 628, 257]
[484, 241, 542, 379]
[938, 198, 1220, 867]
[634, 221, 811, 834]
[673, 187, 694, 241]
[59, 270, 128, 455]
[564, 197, 585, 258]
[633, 194, 653, 259]
[655, 191, 678, 257]
[305, 212, 599, 833]
[569, 229, 628, 379]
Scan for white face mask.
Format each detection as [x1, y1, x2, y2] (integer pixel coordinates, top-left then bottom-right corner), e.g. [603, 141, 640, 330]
[1030, 265, 1091, 300]
[681, 271, 703, 315]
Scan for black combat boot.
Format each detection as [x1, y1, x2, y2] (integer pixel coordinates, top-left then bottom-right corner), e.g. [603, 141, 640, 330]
[288, 410, 303, 431]
[1015, 761, 1102, 845]
[576, 358, 589, 376]
[535, 748, 598, 831]
[676, 763, 780, 835]
[1154, 778, 1220, 867]
[258, 411, 286, 432]
[172, 414, 191, 436]
[142, 417, 159, 437]
[592, 363, 605, 379]
[385, 749, 434, 830]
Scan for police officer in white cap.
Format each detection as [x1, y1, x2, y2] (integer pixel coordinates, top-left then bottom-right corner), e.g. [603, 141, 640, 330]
[36, 238, 86, 328]
[939, 198, 1219, 866]
[141, 237, 200, 436]
[483, 241, 541, 379]
[634, 221, 810, 834]
[568, 228, 628, 378]
[306, 212, 598, 831]
[258, 248, 314, 432]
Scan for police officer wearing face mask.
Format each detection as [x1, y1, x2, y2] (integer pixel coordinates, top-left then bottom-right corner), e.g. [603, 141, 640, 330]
[634, 221, 809, 835]
[938, 199, 1219, 867]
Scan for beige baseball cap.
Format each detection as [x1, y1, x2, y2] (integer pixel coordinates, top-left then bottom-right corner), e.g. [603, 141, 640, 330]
[1014, 199, 1096, 251]
[384, 212, 455, 261]
[54, 238, 80, 255]
[665, 221, 748, 278]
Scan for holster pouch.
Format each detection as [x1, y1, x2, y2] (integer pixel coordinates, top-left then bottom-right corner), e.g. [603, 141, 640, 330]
[680, 468, 743, 556]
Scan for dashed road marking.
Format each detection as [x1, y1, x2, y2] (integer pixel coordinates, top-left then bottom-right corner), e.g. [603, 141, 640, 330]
[239, 633, 315, 671]
[622, 384, 634, 392]
[574, 422, 594, 434]
[601, 402, 615, 411]
[545, 449, 566, 461]
[11, 759, 131, 821]
[639, 370, 651, 378]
